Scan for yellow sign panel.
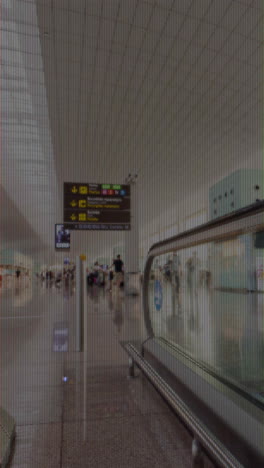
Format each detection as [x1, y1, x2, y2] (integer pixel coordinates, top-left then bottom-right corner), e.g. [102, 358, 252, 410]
[80, 254, 86, 261]
[79, 186, 88, 194]
[78, 213, 86, 221]
[78, 200, 86, 208]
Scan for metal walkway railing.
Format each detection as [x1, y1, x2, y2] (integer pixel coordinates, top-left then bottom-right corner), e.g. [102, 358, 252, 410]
[123, 342, 243, 468]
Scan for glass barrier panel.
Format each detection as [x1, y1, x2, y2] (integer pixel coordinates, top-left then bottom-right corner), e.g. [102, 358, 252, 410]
[147, 230, 264, 402]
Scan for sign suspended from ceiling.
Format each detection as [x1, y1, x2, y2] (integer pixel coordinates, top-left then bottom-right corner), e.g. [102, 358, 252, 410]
[63, 182, 131, 230]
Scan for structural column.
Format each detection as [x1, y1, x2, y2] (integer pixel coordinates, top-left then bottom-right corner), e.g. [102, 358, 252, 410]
[124, 176, 140, 295]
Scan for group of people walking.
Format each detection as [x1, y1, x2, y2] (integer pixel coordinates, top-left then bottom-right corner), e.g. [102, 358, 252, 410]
[87, 255, 124, 291]
[38, 267, 75, 287]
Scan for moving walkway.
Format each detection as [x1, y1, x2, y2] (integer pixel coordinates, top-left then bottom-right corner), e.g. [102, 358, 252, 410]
[123, 201, 264, 467]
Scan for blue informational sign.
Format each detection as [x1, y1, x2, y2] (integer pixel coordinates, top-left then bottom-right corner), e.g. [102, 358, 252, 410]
[55, 224, 70, 250]
[154, 280, 163, 311]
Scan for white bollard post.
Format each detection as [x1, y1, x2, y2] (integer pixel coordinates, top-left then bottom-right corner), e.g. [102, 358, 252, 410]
[82, 261, 88, 356]
[76, 255, 83, 351]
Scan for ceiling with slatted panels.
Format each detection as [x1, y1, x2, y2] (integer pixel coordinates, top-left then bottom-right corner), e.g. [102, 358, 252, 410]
[1, 0, 263, 261]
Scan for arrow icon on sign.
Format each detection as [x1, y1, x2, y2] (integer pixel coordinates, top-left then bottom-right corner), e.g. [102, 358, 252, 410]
[71, 186, 78, 193]
[70, 200, 77, 207]
[70, 214, 77, 221]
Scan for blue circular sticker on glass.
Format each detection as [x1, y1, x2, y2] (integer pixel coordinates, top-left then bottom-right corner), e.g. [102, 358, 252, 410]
[154, 280, 163, 311]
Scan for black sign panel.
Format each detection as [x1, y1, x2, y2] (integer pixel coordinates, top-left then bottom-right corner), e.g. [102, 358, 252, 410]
[63, 182, 131, 230]
[64, 223, 130, 231]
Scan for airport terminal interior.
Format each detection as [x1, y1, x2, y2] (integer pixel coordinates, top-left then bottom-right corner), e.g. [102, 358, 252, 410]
[1, 0, 264, 467]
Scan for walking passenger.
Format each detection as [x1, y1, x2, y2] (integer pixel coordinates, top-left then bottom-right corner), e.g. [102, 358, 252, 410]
[15, 268, 21, 279]
[113, 255, 124, 288]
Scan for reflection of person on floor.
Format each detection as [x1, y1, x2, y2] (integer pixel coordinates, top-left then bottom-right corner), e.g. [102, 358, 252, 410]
[171, 252, 182, 315]
[110, 288, 123, 333]
[113, 302, 123, 333]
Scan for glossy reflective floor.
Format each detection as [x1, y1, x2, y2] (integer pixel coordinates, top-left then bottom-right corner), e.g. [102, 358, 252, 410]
[1, 279, 215, 467]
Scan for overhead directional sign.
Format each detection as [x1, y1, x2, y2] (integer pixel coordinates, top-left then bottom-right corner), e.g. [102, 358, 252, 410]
[63, 182, 131, 230]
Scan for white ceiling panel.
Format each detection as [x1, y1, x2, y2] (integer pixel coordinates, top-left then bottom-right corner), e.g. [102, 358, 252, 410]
[85, 0, 103, 17]
[102, 0, 120, 20]
[68, 0, 86, 12]
[85, 15, 100, 36]
[148, 6, 170, 33]
[178, 16, 201, 42]
[172, 0, 193, 15]
[188, 0, 212, 19]
[10, 0, 36, 23]
[164, 11, 185, 37]
[221, 2, 249, 30]
[133, 2, 154, 29]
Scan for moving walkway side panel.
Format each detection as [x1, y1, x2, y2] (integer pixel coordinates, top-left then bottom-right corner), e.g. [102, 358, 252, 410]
[142, 201, 264, 462]
[143, 338, 264, 461]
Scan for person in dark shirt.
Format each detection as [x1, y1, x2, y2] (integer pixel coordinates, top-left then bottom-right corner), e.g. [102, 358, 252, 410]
[113, 255, 124, 288]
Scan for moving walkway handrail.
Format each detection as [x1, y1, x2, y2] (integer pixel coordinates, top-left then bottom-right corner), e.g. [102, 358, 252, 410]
[149, 200, 264, 255]
[143, 200, 264, 336]
[123, 342, 243, 468]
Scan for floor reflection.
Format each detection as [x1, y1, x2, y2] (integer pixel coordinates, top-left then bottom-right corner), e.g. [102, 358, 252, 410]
[111, 292, 124, 333]
[4, 280, 195, 468]
[85, 283, 146, 344]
